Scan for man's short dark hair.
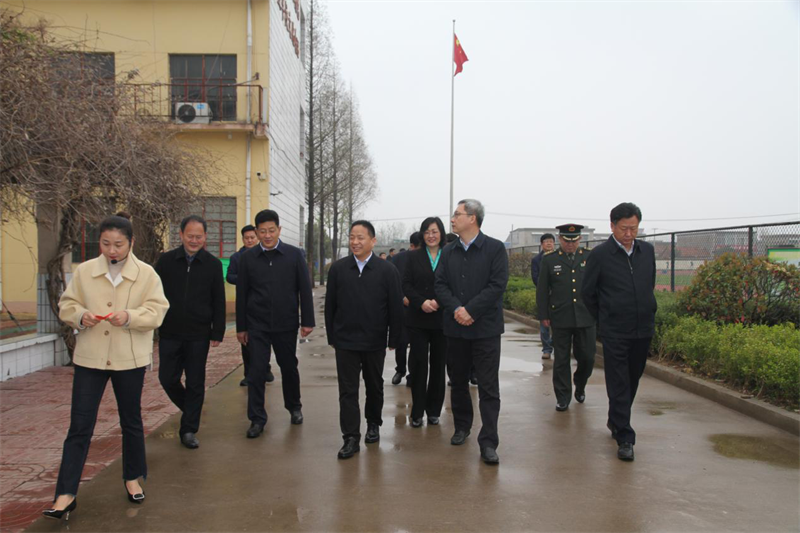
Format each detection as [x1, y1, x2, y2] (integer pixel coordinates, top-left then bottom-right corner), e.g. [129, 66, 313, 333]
[399, 248, 407, 253]
[445, 232, 458, 243]
[241, 224, 256, 235]
[409, 231, 422, 247]
[255, 209, 280, 227]
[181, 215, 207, 233]
[389, 248, 395, 253]
[610, 202, 642, 224]
[351, 220, 376, 238]
[540, 233, 555, 243]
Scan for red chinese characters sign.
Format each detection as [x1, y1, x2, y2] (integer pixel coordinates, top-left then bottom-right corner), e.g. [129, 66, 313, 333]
[277, 0, 300, 58]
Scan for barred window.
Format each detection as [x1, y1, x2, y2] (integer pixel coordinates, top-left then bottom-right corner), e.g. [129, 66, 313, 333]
[170, 197, 237, 259]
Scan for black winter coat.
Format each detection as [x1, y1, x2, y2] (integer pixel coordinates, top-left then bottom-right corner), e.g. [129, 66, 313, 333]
[581, 237, 657, 339]
[434, 232, 509, 339]
[155, 246, 226, 342]
[403, 248, 444, 330]
[325, 254, 404, 351]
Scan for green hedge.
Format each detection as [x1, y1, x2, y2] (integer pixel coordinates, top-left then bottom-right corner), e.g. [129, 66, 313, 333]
[504, 276, 534, 308]
[656, 315, 800, 407]
[508, 289, 538, 318]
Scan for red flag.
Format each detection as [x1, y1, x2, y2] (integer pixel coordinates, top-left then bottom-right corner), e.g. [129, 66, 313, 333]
[454, 34, 469, 76]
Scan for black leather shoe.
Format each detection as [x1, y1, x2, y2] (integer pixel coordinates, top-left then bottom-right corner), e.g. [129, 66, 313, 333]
[450, 429, 470, 445]
[265, 370, 275, 383]
[618, 442, 634, 461]
[410, 418, 423, 428]
[556, 402, 569, 412]
[391, 372, 404, 385]
[338, 437, 360, 459]
[180, 432, 199, 449]
[290, 410, 304, 425]
[246, 423, 264, 438]
[480, 447, 500, 465]
[575, 389, 586, 403]
[365, 423, 380, 443]
[469, 376, 478, 386]
[42, 498, 77, 521]
[124, 480, 145, 504]
[607, 421, 618, 439]
[428, 416, 440, 425]
[239, 378, 247, 387]
[405, 374, 412, 387]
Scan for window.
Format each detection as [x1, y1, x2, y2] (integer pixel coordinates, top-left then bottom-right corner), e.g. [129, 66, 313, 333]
[169, 55, 237, 121]
[55, 52, 115, 98]
[170, 197, 237, 258]
[72, 222, 101, 263]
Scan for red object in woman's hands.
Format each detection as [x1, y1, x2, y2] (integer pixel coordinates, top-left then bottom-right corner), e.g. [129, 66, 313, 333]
[93, 312, 113, 320]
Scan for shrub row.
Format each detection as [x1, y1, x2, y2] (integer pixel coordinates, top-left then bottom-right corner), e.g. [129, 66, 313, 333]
[656, 315, 800, 407]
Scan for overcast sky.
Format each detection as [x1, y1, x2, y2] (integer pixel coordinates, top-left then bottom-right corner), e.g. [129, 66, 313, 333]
[325, 0, 799, 241]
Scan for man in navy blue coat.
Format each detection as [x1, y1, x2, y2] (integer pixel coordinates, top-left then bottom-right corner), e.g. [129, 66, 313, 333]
[582, 202, 656, 462]
[236, 210, 315, 438]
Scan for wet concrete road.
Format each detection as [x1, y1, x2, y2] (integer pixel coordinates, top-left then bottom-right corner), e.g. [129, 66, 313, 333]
[26, 291, 799, 532]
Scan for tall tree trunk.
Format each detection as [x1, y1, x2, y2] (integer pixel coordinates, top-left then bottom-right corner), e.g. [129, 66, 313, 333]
[331, 72, 339, 262]
[305, 0, 316, 280]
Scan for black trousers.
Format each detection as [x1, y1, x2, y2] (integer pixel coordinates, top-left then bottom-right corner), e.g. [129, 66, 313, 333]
[446, 336, 501, 450]
[240, 342, 271, 379]
[602, 337, 651, 445]
[395, 326, 409, 374]
[551, 326, 596, 405]
[247, 330, 300, 425]
[55, 365, 146, 497]
[335, 349, 386, 441]
[158, 338, 210, 435]
[408, 327, 447, 420]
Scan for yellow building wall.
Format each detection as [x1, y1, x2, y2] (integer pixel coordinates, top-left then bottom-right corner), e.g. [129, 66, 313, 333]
[4, 0, 274, 308]
[1, 211, 39, 315]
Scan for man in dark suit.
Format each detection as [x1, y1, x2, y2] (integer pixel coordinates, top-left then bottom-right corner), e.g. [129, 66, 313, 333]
[582, 203, 656, 462]
[227, 224, 273, 386]
[531, 233, 556, 360]
[155, 215, 226, 449]
[435, 199, 509, 465]
[536, 224, 595, 412]
[235, 210, 315, 438]
[325, 220, 404, 459]
[389, 232, 421, 386]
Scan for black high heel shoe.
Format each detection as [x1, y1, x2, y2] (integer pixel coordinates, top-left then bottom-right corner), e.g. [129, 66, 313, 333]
[42, 498, 77, 520]
[125, 481, 145, 504]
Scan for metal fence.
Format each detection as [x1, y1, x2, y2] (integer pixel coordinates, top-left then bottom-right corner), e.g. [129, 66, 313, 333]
[509, 221, 800, 292]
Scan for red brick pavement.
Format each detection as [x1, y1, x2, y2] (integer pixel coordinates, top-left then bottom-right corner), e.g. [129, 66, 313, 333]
[0, 332, 242, 533]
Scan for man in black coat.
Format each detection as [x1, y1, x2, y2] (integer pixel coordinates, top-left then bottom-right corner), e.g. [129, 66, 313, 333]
[236, 210, 315, 438]
[389, 231, 421, 386]
[582, 202, 656, 462]
[435, 199, 509, 465]
[226, 224, 273, 386]
[325, 220, 404, 459]
[155, 215, 226, 449]
[531, 233, 556, 360]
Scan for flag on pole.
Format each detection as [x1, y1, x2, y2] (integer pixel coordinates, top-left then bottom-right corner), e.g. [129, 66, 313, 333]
[454, 34, 469, 76]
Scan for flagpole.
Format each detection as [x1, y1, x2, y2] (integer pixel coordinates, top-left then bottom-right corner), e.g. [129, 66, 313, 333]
[449, 20, 456, 221]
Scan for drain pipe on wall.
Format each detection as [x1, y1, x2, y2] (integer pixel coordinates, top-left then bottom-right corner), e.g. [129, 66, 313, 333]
[245, 0, 253, 223]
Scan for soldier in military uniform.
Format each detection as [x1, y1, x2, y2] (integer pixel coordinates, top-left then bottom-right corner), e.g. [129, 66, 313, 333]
[536, 224, 596, 411]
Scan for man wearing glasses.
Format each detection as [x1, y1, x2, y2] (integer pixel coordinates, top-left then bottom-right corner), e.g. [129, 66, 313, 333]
[235, 209, 315, 438]
[582, 203, 656, 462]
[435, 199, 509, 464]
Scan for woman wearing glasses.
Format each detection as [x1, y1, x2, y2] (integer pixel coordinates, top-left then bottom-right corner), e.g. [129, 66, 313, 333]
[402, 216, 448, 427]
[43, 214, 169, 520]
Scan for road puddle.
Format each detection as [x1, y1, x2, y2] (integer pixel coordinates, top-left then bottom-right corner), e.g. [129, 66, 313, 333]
[499, 357, 543, 375]
[709, 434, 800, 469]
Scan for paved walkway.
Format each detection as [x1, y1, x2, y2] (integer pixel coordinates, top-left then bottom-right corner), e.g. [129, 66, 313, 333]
[3, 289, 799, 532]
[0, 327, 244, 533]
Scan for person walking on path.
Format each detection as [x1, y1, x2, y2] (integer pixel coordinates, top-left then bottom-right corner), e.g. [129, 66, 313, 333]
[435, 199, 509, 465]
[235, 209, 315, 438]
[536, 224, 596, 412]
[227, 224, 274, 386]
[582, 202, 656, 462]
[403, 218, 447, 428]
[389, 232, 421, 387]
[45, 214, 168, 520]
[155, 215, 226, 450]
[325, 220, 404, 459]
[531, 233, 556, 360]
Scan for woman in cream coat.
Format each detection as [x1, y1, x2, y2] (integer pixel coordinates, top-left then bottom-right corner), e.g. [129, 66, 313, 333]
[43, 214, 169, 520]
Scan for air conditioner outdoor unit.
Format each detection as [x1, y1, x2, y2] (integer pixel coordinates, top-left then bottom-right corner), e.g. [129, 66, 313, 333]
[175, 102, 210, 124]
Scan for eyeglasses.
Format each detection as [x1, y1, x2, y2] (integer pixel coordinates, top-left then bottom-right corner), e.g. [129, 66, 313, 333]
[424, 230, 440, 236]
[452, 211, 470, 218]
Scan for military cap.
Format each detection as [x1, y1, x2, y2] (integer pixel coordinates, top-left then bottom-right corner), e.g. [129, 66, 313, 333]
[556, 224, 584, 241]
